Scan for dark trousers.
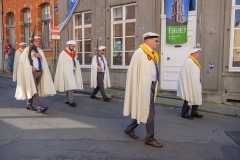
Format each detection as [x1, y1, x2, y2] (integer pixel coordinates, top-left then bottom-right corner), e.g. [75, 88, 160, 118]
[27, 71, 43, 107]
[65, 90, 74, 103]
[91, 72, 108, 99]
[126, 81, 157, 141]
[182, 100, 199, 116]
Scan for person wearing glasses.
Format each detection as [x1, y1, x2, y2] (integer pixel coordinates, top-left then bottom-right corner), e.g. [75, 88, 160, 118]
[123, 32, 163, 148]
[54, 40, 83, 107]
[177, 48, 203, 120]
[15, 36, 56, 113]
[90, 46, 112, 102]
[13, 42, 26, 81]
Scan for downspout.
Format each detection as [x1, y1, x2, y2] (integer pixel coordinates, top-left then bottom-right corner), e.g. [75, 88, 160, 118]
[1, 0, 4, 71]
[52, 0, 54, 27]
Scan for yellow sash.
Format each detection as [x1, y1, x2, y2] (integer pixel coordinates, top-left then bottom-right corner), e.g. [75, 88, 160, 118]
[188, 55, 201, 69]
[17, 48, 23, 53]
[139, 43, 159, 64]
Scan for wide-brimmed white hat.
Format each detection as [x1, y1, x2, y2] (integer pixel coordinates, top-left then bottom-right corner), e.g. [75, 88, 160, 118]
[19, 42, 26, 46]
[142, 32, 160, 39]
[34, 36, 41, 40]
[98, 46, 106, 50]
[66, 40, 76, 45]
[191, 48, 202, 54]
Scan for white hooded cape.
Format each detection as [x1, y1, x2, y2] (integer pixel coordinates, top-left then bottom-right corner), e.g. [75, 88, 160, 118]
[177, 58, 202, 106]
[54, 48, 83, 92]
[90, 55, 111, 89]
[15, 46, 56, 100]
[123, 48, 158, 124]
[13, 48, 23, 81]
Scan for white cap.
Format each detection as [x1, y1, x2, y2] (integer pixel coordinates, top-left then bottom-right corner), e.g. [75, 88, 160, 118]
[191, 48, 202, 54]
[19, 42, 26, 46]
[66, 40, 76, 45]
[34, 36, 41, 40]
[98, 46, 106, 50]
[142, 32, 160, 39]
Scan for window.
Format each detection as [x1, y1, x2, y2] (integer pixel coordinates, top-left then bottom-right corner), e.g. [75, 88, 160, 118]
[229, 0, 240, 71]
[8, 13, 15, 48]
[111, 4, 136, 68]
[41, 4, 51, 49]
[73, 12, 92, 66]
[24, 9, 31, 46]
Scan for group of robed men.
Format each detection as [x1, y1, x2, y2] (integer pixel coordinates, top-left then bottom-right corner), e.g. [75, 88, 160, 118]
[13, 32, 203, 148]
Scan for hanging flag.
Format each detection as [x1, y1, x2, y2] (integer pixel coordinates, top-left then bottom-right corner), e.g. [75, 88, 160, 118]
[58, 0, 80, 32]
[166, 0, 190, 44]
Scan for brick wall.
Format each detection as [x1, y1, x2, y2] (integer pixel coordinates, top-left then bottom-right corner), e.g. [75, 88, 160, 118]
[3, 0, 59, 58]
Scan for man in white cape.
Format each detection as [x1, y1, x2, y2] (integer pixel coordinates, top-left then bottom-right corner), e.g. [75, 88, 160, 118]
[15, 36, 56, 113]
[54, 40, 83, 107]
[177, 48, 203, 120]
[13, 42, 26, 81]
[90, 46, 111, 102]
[123, 32, 163, 148]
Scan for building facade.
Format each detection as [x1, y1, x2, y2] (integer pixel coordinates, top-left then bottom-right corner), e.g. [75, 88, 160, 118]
[60, 0, 240, 104]
[1, 0, 59, 73]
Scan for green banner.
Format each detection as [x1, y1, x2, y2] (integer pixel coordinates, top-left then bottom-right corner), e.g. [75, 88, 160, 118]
[166, 25, 187, 44]
[166, 0, 190, 44]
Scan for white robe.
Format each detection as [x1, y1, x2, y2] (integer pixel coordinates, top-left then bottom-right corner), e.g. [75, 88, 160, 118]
[54, 48, 83, 92]
[15, 46, 56, 100]
[13, 48, 23, 81]
[90, 55, 111, 89]
[123, 48, 158, 124]
[177, 58, 202, 106]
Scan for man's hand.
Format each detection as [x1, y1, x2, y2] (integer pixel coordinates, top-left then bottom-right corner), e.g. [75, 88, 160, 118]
[97, 66, 102, 72]
[32, 67, 37, 73]
[33, 53, 42, 60]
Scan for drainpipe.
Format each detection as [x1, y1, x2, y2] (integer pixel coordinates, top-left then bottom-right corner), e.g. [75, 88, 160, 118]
[1, 0, 4, 71]
[52, 0, 54, 27]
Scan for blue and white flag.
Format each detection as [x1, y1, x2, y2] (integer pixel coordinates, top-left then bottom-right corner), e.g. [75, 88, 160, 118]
[58, 0, 79, 31]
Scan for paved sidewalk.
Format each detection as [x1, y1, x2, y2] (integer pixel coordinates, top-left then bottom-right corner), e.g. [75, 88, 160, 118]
[1, 70, 240, 117]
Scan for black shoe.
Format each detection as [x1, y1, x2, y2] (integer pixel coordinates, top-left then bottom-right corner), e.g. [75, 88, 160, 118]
[191, 114, 203, 118]
[181, 115, 193, 120]
[37, 106, 48, 113]
[104, 97, 112, 102]
[26, 105, 37, 111]
[69, 102, 77, 107]
[90, 95, 100, 99]
[65, 102, 69, 104]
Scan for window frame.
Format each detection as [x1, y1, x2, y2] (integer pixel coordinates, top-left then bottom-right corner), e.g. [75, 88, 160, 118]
[41, 4, 51, 49]
[23, 9, 31, 46]
[73, 11, 92, 68]
[229, 0, 240, 72]
[8, 13, 15, 48]
[111, 3, 136, 69]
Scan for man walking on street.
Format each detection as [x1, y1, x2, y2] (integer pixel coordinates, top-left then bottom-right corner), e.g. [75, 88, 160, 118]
[90, 46, 112, 102]
[13, 42, 26, 81]
[123, 32, 163, 148]
[54, 40, 83, 107]
[15, 36, 56, 113]
[177, 48, 203, 120]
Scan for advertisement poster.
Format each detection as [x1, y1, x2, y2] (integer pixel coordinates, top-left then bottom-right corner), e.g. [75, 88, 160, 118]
[166, 0, 190, 44]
